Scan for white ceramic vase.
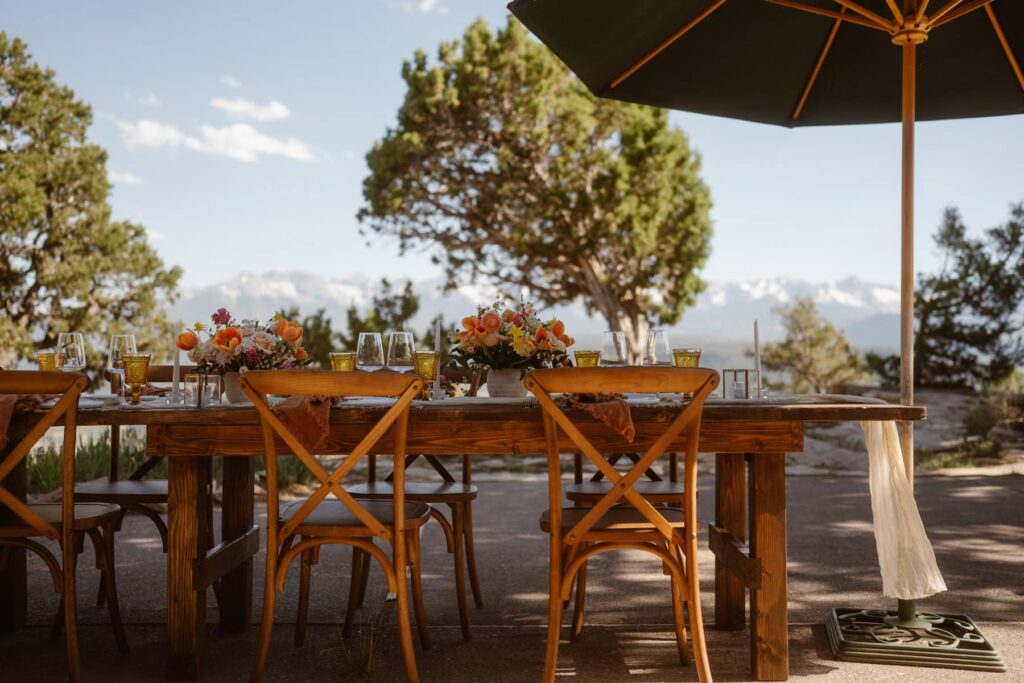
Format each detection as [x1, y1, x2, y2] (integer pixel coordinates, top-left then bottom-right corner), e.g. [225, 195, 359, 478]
[222, 371, 249, 404]
[485, 368, 527, 399]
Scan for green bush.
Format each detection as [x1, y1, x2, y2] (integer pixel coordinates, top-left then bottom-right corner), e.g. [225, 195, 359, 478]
[27, 429, 165, 495]
[963, 402, 1001, 438]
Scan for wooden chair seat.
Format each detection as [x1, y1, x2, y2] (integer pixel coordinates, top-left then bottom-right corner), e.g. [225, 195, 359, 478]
[280, 499, 431, 535]
[347, 481, 478, 503]
[540, 506, 685, 533]
[566, 480, 684, 504]
[0, 503, 122, 537]
[75, 479, 168, 504]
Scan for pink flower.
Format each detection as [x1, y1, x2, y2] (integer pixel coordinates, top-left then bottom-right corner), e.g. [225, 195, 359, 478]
[211, 308, 231, 325]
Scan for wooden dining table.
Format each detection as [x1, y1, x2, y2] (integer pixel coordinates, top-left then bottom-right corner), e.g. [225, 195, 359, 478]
[0, 394, 924, 681]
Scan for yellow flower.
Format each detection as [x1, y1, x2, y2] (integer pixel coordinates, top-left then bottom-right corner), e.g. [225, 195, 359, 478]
[513, 336, 536, 357]
[193, 321, 206, 332]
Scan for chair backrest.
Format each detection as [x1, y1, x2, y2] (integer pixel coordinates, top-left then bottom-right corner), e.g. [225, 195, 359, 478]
[0, 371, 88, 540]
[105, 364, 196, 393]
[241, 370, 422, 546]
[524, 367, 719, 546]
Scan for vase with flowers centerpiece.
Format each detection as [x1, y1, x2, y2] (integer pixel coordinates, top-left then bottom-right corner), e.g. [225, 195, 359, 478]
[175, 308, 312, 404]
[449, 299, 575, 399]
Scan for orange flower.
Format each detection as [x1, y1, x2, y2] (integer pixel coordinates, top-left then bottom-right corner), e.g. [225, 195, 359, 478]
[461, 315, 479, 331]
[176, 330, 198, 351]
[551, 320, 566, 338]
[482, 332, 501, 347]
[537, 340, 554, 351]
[560, 335, 575, 347]
[276, 320, 303, 343]
[294, 347, 309, 361]
[535, 327, 548, 341]
[212, 327, 243, 353]
[501, 309, 516, 323]
[481, 310, 501, 332]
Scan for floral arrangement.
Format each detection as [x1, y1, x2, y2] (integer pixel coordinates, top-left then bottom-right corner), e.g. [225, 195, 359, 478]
[449, 299, 575, 371]
[175, 307, 312, 374]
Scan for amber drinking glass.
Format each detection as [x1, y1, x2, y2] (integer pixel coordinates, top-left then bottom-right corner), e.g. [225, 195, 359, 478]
[672, 348, 702, 368]
[574, 350, 600, 368]
[122, 353, 151, 405]
[413, 351, 439, 399]
[329, 352, 356, 372]
[37, 351, 59, 371]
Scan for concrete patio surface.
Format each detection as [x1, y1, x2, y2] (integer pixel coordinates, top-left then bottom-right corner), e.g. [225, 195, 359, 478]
[1, 472, 1021, 681]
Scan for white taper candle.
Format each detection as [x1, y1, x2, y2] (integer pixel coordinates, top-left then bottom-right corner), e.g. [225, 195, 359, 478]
[171, 326, 181, 402]
[754, 319, 762, 396]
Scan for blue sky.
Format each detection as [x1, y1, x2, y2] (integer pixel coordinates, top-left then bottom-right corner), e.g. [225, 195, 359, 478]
[4, 0, 1023, 289]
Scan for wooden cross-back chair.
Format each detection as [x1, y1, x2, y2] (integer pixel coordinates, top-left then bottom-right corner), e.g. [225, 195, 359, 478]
[241, 370, 431, 683]
[346, 365, 485, 640]
[524, 367, 720, 683]
[0, 371, 128, 682]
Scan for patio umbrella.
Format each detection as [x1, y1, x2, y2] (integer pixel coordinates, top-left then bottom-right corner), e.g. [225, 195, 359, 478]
[508, 0, 1022, 671]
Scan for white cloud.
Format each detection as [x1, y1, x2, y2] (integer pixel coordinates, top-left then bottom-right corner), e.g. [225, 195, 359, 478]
[146, 227, 167, 241]
[392, 0, 448, 14]
[137, 92, 161, 107]
[220, 74, 243, 89]
[117, 118, 316, 163]
[109, 171, 143, 185]
[210, 97, 291, 122]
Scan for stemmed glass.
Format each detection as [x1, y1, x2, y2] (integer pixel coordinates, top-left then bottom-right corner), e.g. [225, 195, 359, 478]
[599, 331, 628, 366]
[108, 334, 138, 398]
[356, 332, 385, 372]
[56, 332, 87, 372]
[386, 331, 416, 373]
[642, 329, 673, 367]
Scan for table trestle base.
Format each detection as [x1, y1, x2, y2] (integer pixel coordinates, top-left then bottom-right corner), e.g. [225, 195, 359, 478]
[826, 607, 1007, 673]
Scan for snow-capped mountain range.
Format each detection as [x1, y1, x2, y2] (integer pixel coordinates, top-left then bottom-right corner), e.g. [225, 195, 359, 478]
[169, 271, 900, 355]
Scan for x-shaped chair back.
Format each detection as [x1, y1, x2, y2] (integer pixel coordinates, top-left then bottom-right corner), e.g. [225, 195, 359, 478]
[525, 367, 719, 546]
[241, 371, 422, 545]
[0, 371, 88, 541]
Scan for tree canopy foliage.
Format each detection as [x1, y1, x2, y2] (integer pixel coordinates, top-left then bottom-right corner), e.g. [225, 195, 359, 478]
[867, 204, 1024, 388]
[359, 18, 713, 357]
[760, 297, 866, 393]
[0, 33, 180, 372]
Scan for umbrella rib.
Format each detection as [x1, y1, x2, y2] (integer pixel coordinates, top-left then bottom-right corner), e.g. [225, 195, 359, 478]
[883, 0, 904, 22]
[830, 0, 894, 29]
[929, 0, 992, 29]
[792, 9, 846, 122]
[608, 0, 729, 90]
[915, 0, 932, 23]
[926, 0, 967, 25]
[763, 0, 888, 31]
[984, 4, 1024, 91]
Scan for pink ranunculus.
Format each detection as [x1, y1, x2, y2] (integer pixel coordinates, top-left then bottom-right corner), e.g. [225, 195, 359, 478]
[211, 308, 231, 325]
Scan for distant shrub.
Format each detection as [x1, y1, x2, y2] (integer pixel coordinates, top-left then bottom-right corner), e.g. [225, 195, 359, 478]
[27, 429, 162, 495]
[963, 403, 1001, 438]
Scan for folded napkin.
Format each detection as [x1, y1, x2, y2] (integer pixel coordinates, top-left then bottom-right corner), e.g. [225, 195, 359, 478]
[141, 383, 171, 397]
[272, 395, 331, 452]
[565, 393, 635, 443]
[0, 394, 52, 451]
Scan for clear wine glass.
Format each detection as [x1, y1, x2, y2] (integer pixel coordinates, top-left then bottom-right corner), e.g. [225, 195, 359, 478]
[642, 329, 673, 367]
[56, 332, 87, 372]
[599, 331, 628, 366]
[108, 334, 137, 397]
[356, 332, 385, 372]
[386, 331, 416, 373]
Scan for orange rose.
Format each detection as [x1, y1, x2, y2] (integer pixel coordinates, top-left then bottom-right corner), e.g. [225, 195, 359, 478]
[274, 319, 288, 336]
[176, 330, 199, 351]
[481, 310, 501, 332]
[560, 335, 575, 347]
[501, 309, 516, 323]
[482, 332, 501, 347]
[551, 320, 566, 338]
[462, 316, 479, 331]
[277, 320, 303, 343]
[212, 327, 243, 353]
[294, 347, 309, 361]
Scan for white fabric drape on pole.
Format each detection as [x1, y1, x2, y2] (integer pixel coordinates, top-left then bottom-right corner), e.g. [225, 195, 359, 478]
[862, 420, 947, 600]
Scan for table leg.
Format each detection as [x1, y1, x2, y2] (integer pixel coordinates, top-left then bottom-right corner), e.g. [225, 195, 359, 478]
[714, 452, 746, 630]
[749, 452, 788, 681]
[218, 457, 254, 634]
[167, 456, 210, 680]
[0, 458, 27, 632]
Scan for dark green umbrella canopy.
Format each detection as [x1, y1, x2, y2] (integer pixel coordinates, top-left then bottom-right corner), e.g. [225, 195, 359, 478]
[508, 0, 1024, 127]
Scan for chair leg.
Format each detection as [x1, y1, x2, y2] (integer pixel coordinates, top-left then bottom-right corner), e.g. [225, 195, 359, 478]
[681, 540, 712, 682]
[393, 530, 420, 683]
[670, 567, 690, 665]
[570, 549, 587, 642]
[251, 549, 278, 681]
[542, 534, 564, 683]
[62, 535, 81, 683]
[408, 530, 432, 649]
[92, 525, 130, 654]
[452, 503, 471, 640]
[462, 500, 484, 608]
[343, 546, 365, 639]
[96, 509, 126, 607]
[294, 545, 313, 648]
[356, 541, 372, 608]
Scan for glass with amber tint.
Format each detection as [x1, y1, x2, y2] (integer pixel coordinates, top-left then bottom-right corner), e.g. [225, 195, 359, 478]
[413, 351, 439, 399]
[672, 348, 702, 368]
[573, 350, 600, 368]
[37, 351, 59, 371]
[329, 352, 356, 372]
[122, 352, 151, 405]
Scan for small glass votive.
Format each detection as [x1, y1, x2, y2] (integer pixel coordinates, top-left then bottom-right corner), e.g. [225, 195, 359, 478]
[184, 373, 220, 407]
[121, 352, 151, 405]
[37, 351, 59, 371]
[329, 352, 356, 372]
[413, 351, 439, 399]
[574, 350, 600, 368]
[672, 348, 702, 368]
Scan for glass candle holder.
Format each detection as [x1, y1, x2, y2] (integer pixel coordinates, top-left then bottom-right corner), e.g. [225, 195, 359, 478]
[329, 352, 356, 372]
[412, 351, 439, 399]
[37, 351, 59, 371]
[122, 353, 151, 405]
[184, 373, 220, 407]
[672, 348, 702, 368]
[574, 350, 600, 368]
